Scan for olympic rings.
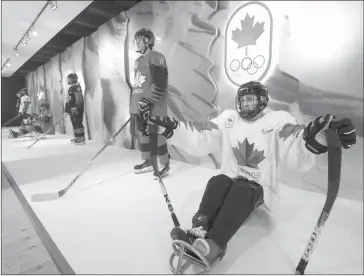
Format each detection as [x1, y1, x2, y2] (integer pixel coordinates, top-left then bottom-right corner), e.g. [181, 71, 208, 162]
[229, 55, 266, 75]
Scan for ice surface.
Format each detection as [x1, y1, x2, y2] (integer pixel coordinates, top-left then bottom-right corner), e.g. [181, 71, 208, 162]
[2, 129, 363, 274]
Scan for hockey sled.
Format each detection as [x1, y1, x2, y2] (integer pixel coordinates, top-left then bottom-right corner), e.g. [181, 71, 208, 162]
[169, 240, 226, 274]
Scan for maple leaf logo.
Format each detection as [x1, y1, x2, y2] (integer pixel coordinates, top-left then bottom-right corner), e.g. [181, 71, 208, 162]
[231, 13, 265, 55]
[232, 138, 265, 169]
[134, 70, 146, 88]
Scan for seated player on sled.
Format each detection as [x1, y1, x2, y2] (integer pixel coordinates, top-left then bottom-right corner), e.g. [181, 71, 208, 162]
[165, 81, 356, 269]
[9, 102, 53, 139]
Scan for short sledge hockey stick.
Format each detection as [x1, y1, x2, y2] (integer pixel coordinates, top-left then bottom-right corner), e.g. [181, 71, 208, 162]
[27, 113, 69, 149]
[295, 128, 342, 274]
[31, 117, 131, 202]
[149, 124, 180, 227]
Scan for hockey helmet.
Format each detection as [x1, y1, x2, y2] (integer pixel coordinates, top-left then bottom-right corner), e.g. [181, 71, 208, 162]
[134, 28, 155, 52]
[235, 81, 269, 120]
[17, 88, 28, 96]
[67, 73, 78, 85]
[40, 102, 49, 109]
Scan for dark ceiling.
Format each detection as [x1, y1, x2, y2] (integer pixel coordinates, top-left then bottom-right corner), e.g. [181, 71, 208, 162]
[13, 0, 140, 77]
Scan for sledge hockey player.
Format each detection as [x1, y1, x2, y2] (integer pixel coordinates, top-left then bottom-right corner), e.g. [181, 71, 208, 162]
[65, 73, 86, 145]
[9, 102, 53, 139]
[129, 28, 171, 179]
[167, 81, 356, 268]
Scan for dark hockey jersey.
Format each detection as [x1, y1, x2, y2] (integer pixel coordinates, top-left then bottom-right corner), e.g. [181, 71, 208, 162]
[130, 50, 168, 117]
[67, 84, 84, 110]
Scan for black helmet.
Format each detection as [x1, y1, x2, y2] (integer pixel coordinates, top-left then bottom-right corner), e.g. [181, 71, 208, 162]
[16, 88, 28, 96]
[67, 73, 78, 85]
[235, 81, 269, 119]
[40, 102, 49, 109]
[134, 28, 155, 50]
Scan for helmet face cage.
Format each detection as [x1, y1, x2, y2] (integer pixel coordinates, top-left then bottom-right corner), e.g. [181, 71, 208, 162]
[40, 103, 49, 110]
[67, 73, 78, 85]
[133, 29, 155, 51]
[235, 81, 269, 119]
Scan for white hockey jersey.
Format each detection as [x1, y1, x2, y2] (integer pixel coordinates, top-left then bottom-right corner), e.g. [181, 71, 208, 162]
[19, 95, 31, 113]
[170, 109, 327, 212]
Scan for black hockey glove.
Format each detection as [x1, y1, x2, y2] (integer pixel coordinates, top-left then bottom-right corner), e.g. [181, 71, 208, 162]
[138, 98, 152, 121]
[149, 115, 178, 139]
[71, 107, 79, 117]
[303, 113, 332, 154]
[329, 116, 356, 149]
[303, 114, 356, 154]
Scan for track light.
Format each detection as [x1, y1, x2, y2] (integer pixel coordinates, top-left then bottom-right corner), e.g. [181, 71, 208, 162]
[15, 49, 20, 56]
[30, 27, 37, 37]
[47, 1, 58, 11]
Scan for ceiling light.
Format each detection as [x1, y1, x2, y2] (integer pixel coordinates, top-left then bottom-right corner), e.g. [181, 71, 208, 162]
[47, 1, 58, 11]
[15, 49, 20, 56]
[30, 27, 37, 37]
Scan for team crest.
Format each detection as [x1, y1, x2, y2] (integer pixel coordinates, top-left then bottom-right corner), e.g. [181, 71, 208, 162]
[225, 1, 273, 86]
[225, 116, 235, 128]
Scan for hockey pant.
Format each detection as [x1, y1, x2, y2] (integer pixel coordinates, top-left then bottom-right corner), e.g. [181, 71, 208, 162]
[197, 174, 264, 249]
[17, 125, 44, 136]
[132, 114, 169, 165]
[70, 110, 85, 138]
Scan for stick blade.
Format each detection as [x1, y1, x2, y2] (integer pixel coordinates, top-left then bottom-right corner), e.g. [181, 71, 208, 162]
[31, 192, 61, 202]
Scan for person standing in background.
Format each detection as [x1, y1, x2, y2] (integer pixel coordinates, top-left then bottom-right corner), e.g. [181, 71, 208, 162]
[65, 73, 86, 145]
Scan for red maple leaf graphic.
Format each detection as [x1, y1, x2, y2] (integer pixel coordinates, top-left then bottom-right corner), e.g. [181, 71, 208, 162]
[232, 138, 266, 169]
[231, 13, 265, 55]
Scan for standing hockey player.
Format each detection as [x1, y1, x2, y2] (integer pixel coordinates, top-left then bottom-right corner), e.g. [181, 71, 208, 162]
[130, 28, 171, 179]
[9, 102, 53, 138]
[65, 73, 85, 145]
[16, 88, 31, 115]
[168, 81, 356, 266]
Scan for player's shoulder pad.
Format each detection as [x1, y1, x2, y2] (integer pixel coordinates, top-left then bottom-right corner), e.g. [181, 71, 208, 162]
[150, 51, 166, 66]
[267, 110, 299, 128]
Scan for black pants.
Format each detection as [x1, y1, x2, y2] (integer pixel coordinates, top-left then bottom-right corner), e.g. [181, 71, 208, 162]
[70, 110, 85, 138]
[131, 114, 170, 164]
[197, 174, 263, 249]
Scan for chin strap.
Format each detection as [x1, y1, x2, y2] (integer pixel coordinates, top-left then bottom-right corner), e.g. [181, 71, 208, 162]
[136, 47, 148, 55]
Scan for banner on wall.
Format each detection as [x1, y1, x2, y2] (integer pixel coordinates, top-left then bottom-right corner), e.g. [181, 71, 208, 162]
[225, 1, 273, 86]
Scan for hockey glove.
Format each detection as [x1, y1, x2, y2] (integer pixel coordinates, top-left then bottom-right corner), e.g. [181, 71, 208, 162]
[329, 117, 356, 149]
[138, 98, 152, 121]
[71, 107, 79, 117]
[303, 113, 333, 154]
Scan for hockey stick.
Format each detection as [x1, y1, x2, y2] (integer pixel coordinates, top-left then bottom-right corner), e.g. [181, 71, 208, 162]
[149, 124, 180, 227]
[27, 113, 69, 149]
[31, 117, 132, 202]
[2, 114, 22, 128]
[295, 128, 342, 275]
